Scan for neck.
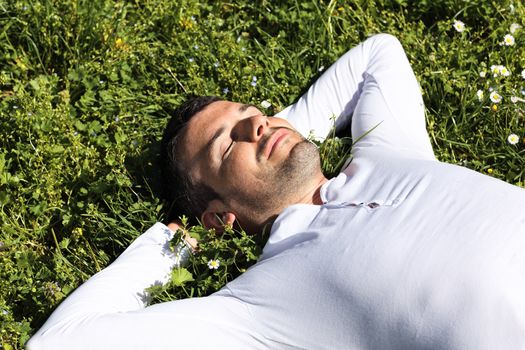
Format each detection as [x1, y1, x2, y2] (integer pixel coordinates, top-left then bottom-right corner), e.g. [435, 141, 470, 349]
[243, 175, 328, 234]
[297, 175, 328, 205]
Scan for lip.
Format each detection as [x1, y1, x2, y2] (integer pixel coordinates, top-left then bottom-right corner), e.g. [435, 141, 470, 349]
[264, 129, 290, 159]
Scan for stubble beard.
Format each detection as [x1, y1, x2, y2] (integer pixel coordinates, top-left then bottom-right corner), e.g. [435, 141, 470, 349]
[246, 138, 322, 214]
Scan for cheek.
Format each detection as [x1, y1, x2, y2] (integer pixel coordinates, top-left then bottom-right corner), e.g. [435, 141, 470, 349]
[222, 150, 263, 189]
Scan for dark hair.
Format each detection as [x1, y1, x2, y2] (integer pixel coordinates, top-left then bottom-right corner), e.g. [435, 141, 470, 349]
[160, 96, 223, 223]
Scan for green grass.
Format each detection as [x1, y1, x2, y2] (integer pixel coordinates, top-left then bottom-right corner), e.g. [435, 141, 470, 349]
[0, 0, 524, 347]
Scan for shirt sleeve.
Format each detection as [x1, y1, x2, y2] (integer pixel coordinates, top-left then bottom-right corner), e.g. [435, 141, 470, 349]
[26, 223, 263, 350]
[276, 33, 435, 160]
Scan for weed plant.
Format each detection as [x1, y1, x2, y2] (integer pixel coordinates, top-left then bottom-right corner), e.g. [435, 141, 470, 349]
[0, 0, 524, 348]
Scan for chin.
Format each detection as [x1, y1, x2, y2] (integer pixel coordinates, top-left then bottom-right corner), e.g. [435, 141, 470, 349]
[280, 139, 321, 181]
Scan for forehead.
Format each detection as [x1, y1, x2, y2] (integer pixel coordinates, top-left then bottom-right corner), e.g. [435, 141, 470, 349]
[187, 100, 244, 138]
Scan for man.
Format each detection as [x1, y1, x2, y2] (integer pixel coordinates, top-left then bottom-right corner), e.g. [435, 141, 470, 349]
[28, 34, 525, 349]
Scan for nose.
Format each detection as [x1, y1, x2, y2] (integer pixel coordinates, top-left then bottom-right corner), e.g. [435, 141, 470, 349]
[234, 115, 269, 142]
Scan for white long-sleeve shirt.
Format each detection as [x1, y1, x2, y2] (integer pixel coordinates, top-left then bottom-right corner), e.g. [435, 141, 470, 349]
[28, 34, 525, 350]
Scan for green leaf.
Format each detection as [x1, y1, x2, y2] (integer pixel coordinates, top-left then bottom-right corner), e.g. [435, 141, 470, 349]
[170, 268, 194, 287]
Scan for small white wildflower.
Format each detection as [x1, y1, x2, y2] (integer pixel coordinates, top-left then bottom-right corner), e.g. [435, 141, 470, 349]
[252, 76, 257, 82]
[476, 90, 484, 101]
[222, 87, 229, 94]
[207, 259, 220, 270]
[99, 80, 105, 84]
[188, 57, 194, 63]
[241, 47, 246, 52]
[13, 105, 18, 109]
[190, 16, 196, 22]
[490, 91, 502, 103]
[479, 71, 486, 78]
[507, 133, 519, 145]
[491, 65, 501, 76]
[493, 65, 510, 77]
[213, 61, 220, 68]
[27, 112, 32, 116]
[521, 69, 525, 79]
[503, 34, 515, 46]
[260, 100, 271, 109]
[318, 65, 325, 72]
[489, 86, 494, 92]
[521, 89, 525, 96]
[114, 116, 120, 122]
[453, 20, 465, 32]
[193, 44, 199, 50]
[251, 81, 257, 87]
[510, 23, 520, 33]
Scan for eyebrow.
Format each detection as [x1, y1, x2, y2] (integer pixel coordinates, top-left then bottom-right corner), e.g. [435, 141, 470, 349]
[239, 103, 257, 112]
[207, 126, 226, 151]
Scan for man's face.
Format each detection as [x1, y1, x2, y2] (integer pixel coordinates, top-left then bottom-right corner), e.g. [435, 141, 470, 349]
[181, 100, 322, 228]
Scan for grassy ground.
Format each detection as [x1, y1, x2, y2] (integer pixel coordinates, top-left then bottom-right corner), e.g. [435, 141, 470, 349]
[0, 0, 524, 347]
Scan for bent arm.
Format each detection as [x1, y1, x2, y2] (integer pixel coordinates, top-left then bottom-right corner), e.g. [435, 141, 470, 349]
[277, 33, 435, 159]
[27, 223, 260, 350]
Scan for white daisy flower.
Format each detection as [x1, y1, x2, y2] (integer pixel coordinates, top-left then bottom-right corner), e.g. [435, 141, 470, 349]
[207, 259, 220, 270]
[503, 34, 515, 46]
[500, 66, 511, 76]
[511, 96, 519, 103]
[507, 133, 519, 145]
[479, 71, 486, 78]
[453, 20, 465, 32]
[477, 90, 484, 101]
[491, 65, 501, 76]
[510, 23, 520, 33]
[260, 100, 271, 109]
[490, 91, 502, 103]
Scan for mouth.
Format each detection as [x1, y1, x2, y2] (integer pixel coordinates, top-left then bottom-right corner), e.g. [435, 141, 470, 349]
[262, 128, 291, 160]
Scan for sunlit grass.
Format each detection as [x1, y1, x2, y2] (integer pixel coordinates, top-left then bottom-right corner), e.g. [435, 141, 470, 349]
[0, 0, 523, 348]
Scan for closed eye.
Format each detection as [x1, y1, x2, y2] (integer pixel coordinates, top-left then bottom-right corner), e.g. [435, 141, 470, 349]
[223, 140, 235, 159]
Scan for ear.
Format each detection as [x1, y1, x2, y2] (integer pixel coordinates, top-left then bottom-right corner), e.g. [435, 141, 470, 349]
[201, 200, 237, 231]
[201, 211, 237, 231]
